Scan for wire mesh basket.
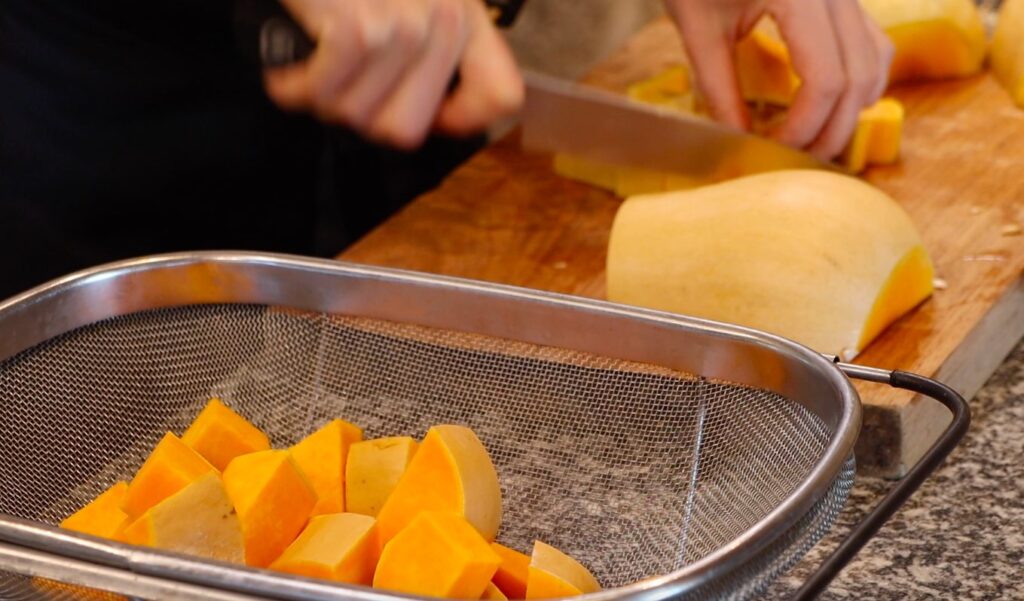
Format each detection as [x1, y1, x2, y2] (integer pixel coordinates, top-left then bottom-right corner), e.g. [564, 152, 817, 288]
[0, 253, 967, 600]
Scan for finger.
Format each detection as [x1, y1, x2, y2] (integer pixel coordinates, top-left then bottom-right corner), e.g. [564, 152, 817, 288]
[263, 20, 366, 114]
[808, 0, 881, 159]
[769, 0, 845, 149]
[866, 16, 895, 100]
[368, 0, 469, 148]
[326, 6, 433, 130]
[665, 1, 749, 130]
[434, 4, 523, 135]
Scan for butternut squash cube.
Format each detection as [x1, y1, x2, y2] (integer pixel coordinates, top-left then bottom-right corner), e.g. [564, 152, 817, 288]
[483, 582, 509, 601]
[121, 432, 217, 520]
[121, 472, 244, 564]
[862, 0, 986, 84]
[271, 513, 380, 585]
[60, 482, 129, 540]
[291, 419, 363, 516]
[491, 542, 531, 600]
[373, 511, 501, 599]
[181, 398, 271, 471]
[222, 450, 318, 568]
[346, 436, 419, 517]
[376, 425, 502, 544]
[992, 0, 1024, 108]
[735, 21, 801, 106]
[841, 98, 905, 173]
[525, 541, 600, 599]
[625, 65, 695, 111]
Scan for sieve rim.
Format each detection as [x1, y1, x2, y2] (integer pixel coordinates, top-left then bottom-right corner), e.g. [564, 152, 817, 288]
[0, 252, 861, 601]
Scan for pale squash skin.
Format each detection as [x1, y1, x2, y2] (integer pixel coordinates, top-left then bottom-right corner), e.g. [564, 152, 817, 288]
[526, 541, 601, 599]
[606, 170, 934, 357]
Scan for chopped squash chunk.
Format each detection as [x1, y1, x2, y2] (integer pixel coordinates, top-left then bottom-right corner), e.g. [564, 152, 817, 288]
[491, 542, 531, 600]
[862, 0, 986, 83]
[60, 482, 129, 540]
[377, 425, 501, 544]
[271, 513, 380, 585]
[181, 398, 270, 471]
[841, 98, 905, 173]
[735, 21, 801, 106]
[222, 450, 318, 568]
[992, 0, 1024, 107]
[483, 582, 509, 600]
[121, 473, 244, 564]
[346, 436, 419, 517]
[121, 432, 217, 520]
[291, 419, 363, 516]
[373, 511, 501, 599]
[525, 541, 600, 599]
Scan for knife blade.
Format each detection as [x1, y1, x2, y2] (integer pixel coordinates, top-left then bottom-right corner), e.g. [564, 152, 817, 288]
[521, 70, 839, 183]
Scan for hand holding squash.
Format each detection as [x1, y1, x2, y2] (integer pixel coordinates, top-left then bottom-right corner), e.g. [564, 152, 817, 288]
[663, 0, 893, 160]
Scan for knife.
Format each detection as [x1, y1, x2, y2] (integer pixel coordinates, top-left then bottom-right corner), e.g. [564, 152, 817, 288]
[520, 70, 838, 183]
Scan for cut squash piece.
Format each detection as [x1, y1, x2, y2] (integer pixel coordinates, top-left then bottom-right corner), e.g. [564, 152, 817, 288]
[346, 436, 419, 517]
[271, 513, 380, 585]
[735, 21, 801, 106]
[861, 0, 986, 83]
[121, 432, 217, 521]
[291, 419, 363, 516]
[60, 482, 130, 540]
[626, 65, 696, 111]
[525, 541, 600, 599]
[992, 0, 1024, 107]
[841, 98, 905, 173]
[606, 170, 934, 357]
[376, 425, 501, 544]
[181, 398, 271, 471]
[121, 473, 244, 564]
[491, 543, 531, 600]
[373, 511, 501, 599]
[483, 582, 510, 600]
[222, 450, 318, 568]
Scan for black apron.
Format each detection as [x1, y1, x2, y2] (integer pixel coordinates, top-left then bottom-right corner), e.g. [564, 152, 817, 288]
[0, 0, 314, 299]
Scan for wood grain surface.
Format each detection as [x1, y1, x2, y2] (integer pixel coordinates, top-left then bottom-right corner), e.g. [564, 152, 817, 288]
[342, 19, 1024, 477]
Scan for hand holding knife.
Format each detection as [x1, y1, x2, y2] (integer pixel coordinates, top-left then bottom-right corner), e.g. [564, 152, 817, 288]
[236, 0, 527, 148]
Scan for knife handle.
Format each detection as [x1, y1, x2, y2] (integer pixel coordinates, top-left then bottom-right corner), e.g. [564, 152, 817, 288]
[235, 0, 527, 68]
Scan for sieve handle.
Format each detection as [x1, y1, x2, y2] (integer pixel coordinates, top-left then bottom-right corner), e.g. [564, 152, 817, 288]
[793, 364, 971, 600]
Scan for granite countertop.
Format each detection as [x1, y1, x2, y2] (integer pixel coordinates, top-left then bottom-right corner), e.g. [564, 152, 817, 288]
[766, 338, 1024, 599]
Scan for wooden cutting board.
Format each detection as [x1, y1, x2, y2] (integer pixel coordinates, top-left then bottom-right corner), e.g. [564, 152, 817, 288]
[341, 18, 1024, 478]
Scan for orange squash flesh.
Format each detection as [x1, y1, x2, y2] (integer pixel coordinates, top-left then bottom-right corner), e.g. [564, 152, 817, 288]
[181, 398, 270, 471]
[857, 245, 935, 349]
[373, 511, 502, 599]
[60, 482, 130, 540]
[291, 419, 363, 516]
[222, 450, 318, 568]
[121, 432, 217, 521]
[483, 582, 510, 600]
[376, 425, 501, 544]
[271, 513, 380, 585]
[491, 542, 531, 600]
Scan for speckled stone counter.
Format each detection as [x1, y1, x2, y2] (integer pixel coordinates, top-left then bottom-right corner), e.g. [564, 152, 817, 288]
[767, 338, 1024, 599]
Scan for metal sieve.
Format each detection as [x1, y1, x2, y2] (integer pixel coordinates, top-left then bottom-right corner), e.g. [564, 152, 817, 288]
[0, 253, 968, 600]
